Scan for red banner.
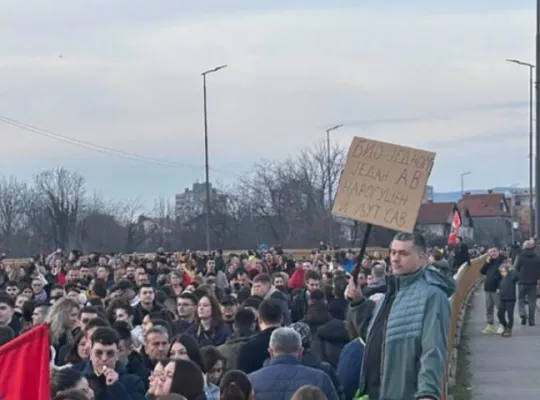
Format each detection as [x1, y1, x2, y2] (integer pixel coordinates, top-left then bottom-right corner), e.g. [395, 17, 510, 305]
[0, 324, 50, 400]
[447, 206, 462, 245]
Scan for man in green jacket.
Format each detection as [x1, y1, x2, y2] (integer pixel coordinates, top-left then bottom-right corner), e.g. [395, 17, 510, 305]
[346, 232, 455, 400]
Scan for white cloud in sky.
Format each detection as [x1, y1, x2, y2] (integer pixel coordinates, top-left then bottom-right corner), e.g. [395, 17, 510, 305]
[0, 1, 535, 202]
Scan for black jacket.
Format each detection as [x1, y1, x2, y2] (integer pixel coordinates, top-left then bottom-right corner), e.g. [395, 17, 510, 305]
[480, 255, 504, 292]
[292, 290, 309, 322]
[81, 360, 146, 400]
[499, 273, 519, 301]
[126, 350, 151, 391]
[515, 249, 540, 285]
[452, 243, 470, 269]
[237, 326, 278, 374]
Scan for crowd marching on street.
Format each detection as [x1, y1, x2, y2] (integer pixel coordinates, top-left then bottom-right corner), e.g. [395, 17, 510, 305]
[3, 230, 529, 400]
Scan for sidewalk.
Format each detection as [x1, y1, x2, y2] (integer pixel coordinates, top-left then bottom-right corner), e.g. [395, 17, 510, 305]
[466, 287, 540, 399]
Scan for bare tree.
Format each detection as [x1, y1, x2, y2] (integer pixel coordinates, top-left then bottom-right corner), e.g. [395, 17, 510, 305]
[33, 168, 85, 250]
[0, 176, 29, 249]
[113, 198, 150, 253]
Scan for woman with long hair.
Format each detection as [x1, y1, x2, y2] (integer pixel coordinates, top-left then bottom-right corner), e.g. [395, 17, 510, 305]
[46, 298, 80, 362]
[220, 370, 253, 400]
[188, 295, 230, 347]
[149, 359, 206, 400]
[168, 334, 205, 371]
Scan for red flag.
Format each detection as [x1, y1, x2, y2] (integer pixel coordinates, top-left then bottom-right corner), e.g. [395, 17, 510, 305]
[0, 324, 50, 400]
[447, 205, 462, 245]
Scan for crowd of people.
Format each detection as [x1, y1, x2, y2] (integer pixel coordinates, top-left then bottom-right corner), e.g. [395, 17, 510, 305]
[0, 233, 469, 400]
[479, 239, 540, 337]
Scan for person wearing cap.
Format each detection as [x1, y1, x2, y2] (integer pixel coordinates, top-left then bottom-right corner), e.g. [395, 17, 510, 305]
[220, 295, 238, 328]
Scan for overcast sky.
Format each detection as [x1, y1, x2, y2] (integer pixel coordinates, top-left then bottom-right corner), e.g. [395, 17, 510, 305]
[0, 0, 535, 206]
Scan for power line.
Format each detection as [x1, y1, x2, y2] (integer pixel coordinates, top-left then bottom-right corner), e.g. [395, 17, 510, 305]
[0, 115, 212, 171]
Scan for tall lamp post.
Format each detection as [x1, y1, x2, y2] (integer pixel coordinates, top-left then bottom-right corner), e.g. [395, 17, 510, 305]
[506, 58, 535, 237]
[325, 124, 343, 246]
[536, 0, 540, 239]
[460, 171, 472, 200]
[202, 64, 227, 252]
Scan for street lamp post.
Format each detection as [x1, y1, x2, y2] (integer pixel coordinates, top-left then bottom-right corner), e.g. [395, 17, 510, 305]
[325, 124, 343, 246]
[460, 171, 472, 200]
[536, 0, 540, 238]
[506, 58, 535, 237]
[202, 64, 227, 252]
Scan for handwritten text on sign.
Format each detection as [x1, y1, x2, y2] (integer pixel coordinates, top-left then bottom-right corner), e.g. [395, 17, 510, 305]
[332, 137, 435, 232]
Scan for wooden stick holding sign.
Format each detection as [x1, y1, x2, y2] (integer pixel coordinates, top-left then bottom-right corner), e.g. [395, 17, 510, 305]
[332, 136, 435, 283]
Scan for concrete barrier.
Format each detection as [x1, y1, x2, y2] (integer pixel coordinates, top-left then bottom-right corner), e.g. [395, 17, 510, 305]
[443, 255, 487, 399]
[1, 247, 390, 267]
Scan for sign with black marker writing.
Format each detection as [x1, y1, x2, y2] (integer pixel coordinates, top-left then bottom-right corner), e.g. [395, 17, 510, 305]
[332, 137, 435, 232]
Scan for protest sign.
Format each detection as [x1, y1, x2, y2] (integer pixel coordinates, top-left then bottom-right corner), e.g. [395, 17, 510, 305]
[332, 137, 435, 232]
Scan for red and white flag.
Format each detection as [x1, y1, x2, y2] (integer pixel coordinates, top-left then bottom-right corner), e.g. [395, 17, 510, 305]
[447, 205, 462, 245]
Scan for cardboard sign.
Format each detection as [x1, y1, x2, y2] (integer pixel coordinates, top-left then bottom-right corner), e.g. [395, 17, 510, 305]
[332, 137, 435, 232]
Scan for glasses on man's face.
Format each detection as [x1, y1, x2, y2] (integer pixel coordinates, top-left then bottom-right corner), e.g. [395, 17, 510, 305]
[93, 349, 116, 359]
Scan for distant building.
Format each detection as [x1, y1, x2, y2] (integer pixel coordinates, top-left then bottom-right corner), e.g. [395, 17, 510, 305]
[422, 185, 434, 204]
[175, 183, 228, 222]
[458, 192, 513, 246]
[416, 202, 456, 245]
[505, 188, 535, 239]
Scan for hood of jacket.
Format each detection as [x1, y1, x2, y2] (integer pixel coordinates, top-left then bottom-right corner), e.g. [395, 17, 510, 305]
[316, 319, 350, 343]
[520, 248, 538, 259]
[423, 264, 456, 296]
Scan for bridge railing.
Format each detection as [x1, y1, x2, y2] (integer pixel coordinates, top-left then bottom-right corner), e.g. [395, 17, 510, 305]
[0, 247, 390, 267]
[443, 255, 486, 398]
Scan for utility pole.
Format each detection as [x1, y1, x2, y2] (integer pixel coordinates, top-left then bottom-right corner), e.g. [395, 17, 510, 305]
[536, 0, 540, 239]
[325, 124, 343, 247]
[506, 59, 535, 237]
[201, 64, 227, 252]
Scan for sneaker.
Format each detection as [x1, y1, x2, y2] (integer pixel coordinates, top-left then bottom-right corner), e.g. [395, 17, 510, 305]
[496, 325, 505, 335]
[502, 329, 512, 337]
[482, 324, 495, 334]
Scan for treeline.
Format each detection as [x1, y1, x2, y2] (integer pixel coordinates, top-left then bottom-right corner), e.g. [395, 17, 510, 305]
[0, 140, 400, 257]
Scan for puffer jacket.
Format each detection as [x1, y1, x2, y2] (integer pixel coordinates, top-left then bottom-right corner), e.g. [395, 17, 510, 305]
[350, 265, 455, 400]
[248, 355, 339, 400]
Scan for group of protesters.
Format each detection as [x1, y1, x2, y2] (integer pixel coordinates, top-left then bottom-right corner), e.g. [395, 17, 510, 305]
[0, 232, 462, 400]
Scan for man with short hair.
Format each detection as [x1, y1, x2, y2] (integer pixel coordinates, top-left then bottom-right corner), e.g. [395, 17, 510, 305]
[514, 239, 540, 326]
[248, 327, 339, 400]
[0, 295, 19, 335]
[218, 308, 257, 372]
[291, 269, 321, 322]
[252, 273, 291, 325]
[480, 247, 505, 334]
[134, 284, 161, 326]
[237, 299, 283, 374]
[347, 232, 454, 400]
[142, 325, 170, 371]
[82, 327, 146, 399]
[174, 292, 197, 334]
[80, 306, 100, 331]
[5, 281, 19, 300]
[113, 320, 151, 391]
